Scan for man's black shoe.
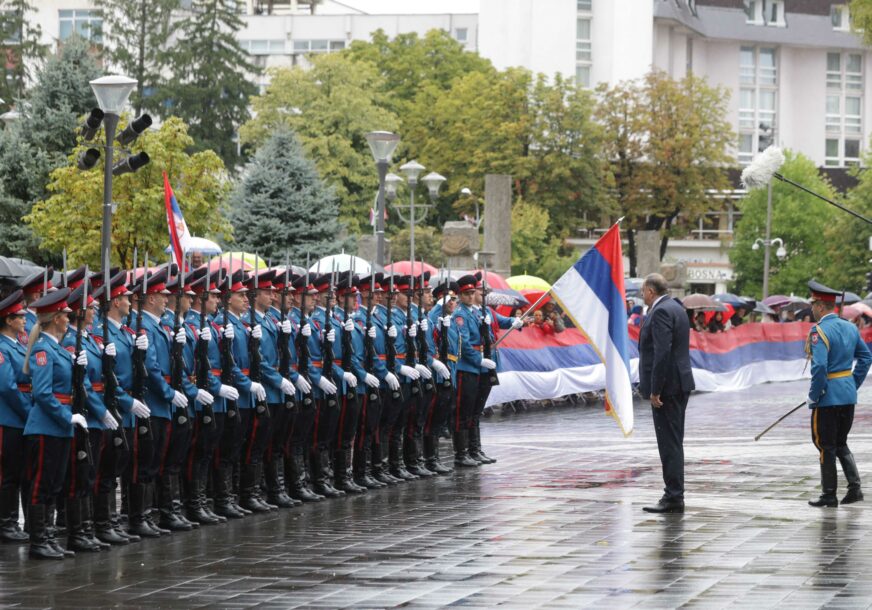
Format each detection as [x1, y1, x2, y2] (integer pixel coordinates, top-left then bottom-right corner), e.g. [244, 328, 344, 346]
[842, 490, 863, 505]
[642, 499, 684, 513]
[809, 494, 839, 507]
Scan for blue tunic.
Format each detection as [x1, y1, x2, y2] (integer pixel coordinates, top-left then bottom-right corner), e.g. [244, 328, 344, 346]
[807, 313, 872, 407]
[24, 333, 76, 438]
[0, 334, 32, 428]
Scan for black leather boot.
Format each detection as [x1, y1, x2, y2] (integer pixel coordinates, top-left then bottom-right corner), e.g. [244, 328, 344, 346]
[287, 451, 324, 502]
[0, 487, 27, 542]
[28, 504, 64, 560]
[839, 450, 863, 504]
[94, 492, 128, 545]
[312, 450, 345, 498]
[111, 489, 140, 542]
[371, 439, 400, 485]
[127, 483, 160, 538]
[145, 482, 171, 535]
[186, 477, 220, 525]
[453, 430, 480, 468]
[335, 448, 367, 494]
[81, 496, 110, 550]
[66, 497, 102, 553]
[469, 423, 496, 464]
[173, 476, 199, 529]
[809, 456, 839, 507]
[389, 435, 418, 480]
[424, 435, 452, 475]
[355, 443, 385, 489]
[158, 476, 191, 531]
[265, 459, 298, 508]
[214, 467, 245, 519]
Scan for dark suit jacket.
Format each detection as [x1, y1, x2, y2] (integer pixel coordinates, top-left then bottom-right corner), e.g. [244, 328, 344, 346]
[639, 296, 695, 398]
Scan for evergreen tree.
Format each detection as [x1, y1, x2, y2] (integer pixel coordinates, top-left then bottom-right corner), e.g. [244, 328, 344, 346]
[228, 129, 342, 261]
[161, 0, 258, 167]
[95, 0, 180, 115]
[0, 0, 48, 110]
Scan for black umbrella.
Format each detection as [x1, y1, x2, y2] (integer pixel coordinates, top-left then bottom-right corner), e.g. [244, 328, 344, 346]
[487, 288, 528, 308]
[713, 293, 750, 308]
[836, 291, 862, 305]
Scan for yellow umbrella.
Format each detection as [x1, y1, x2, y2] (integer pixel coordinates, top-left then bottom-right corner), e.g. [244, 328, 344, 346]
[506, 274, 551, 292]
[212, 251, 269, 271]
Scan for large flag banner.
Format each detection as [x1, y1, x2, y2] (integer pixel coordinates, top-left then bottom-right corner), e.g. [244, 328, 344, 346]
[548, 223, 634, 436]
[164, 172, 191, 266]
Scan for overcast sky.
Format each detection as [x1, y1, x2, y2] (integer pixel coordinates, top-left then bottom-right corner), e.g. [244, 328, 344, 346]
[327, 0, 480, 14]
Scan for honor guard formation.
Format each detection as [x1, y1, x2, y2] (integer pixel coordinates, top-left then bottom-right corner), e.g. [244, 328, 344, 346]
[0, 256, 524, 560]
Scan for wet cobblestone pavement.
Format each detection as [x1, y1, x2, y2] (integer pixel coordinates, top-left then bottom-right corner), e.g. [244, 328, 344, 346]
[4, 380, 872, 608]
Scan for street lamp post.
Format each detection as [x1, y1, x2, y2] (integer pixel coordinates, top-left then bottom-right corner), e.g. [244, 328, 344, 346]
[752, 232, 786, 299]
[365, 131, 401, 267]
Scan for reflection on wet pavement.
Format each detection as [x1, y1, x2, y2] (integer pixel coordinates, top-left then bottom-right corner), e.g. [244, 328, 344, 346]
[3, 380, 872, 608]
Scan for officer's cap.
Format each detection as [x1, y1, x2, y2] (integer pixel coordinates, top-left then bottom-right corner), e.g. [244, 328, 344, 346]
[311, 274, 331, 294]
[19, 268, 53, 295]
[432, 281, 459, 300]
[0, 289, 25, 318]
[335, 274, 357, 297]
[358, 273, 383, 293]
[67, 282, 96, 311]
[31, 287, 72, 314]
[456, 274, 478, 293]
[246, 269, 276, 291]
[808, 280, 840, 304]
[142, 268, 172, 295]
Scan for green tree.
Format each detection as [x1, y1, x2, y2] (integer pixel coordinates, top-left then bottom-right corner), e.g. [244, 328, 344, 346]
[730, 151, 839, 298]
[824, 164, 872, 293]
[95, 0, 180, 115]
[510, 199, 576, 282]
[388, 225, 443, 267]
[849, 1, 872, 44]
[26, 117, 232, 268]
[240, 53, 399, 234]
[0, 36, 100, 261]
[0, 0, 47, 111]
[227, 129, 341, 261]
[596, 71, 733, 275]
[161, 0, 258, 167]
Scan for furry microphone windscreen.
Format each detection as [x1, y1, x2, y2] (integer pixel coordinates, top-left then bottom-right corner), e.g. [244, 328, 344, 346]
[740, 146, 785, 190]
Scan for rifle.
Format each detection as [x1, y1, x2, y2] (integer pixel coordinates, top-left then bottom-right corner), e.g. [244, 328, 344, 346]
[321, 263, 338, 409]
[71, 267, 93, 467]
[363, 264, 379, 401]
[131, 253, 152, 439]
[480, 263, 499, 387]
[220, 254, 241, 422]
[404, 273, 421, 398]
[170, 258, 189, 427]
[340, 262, 355, 401]
[277, 254, 296, 413]
[195, 260, 215, 428]
[415, 260, 433, 393]
[247, 255, 269, 416]
[437, 269, 452, 390]
[385, 268, 400, 400]
[295, 254, 313, 408]
[101, 268, 128, 451]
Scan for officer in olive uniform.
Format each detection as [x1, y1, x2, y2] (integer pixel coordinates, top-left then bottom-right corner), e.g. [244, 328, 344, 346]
[806, 280, 872, 507]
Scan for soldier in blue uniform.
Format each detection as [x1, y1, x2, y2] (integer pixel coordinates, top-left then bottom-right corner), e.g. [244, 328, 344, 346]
[805, 280, 872, 507]
[21, 288, 88, 560]
[19, 268, 53, 337]
[92, 271, 151, 544]
[423, 280, 459, 474]
[0, 290, 32, 543]
[404, 272, 437, 478]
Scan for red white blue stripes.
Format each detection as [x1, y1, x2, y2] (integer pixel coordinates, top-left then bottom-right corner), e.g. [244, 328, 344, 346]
[163, 172, 190, 267]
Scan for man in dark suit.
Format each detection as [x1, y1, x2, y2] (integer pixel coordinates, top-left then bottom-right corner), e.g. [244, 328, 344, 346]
[638, 273, 695, 513]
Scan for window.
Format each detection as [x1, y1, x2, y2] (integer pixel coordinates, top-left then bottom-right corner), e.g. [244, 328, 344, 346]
[737, 46, 778, 164]
[454, 27, 467, 43]
[291, 39, 345, 54]
[825, 52, 863, 166]
[575, 65, 590, 88]
[744, 0, 763, 24]
[240, 39, 285, 55]
[832, 5, 850, 31]
[576, 7, 592, 88]
[577, 0, 591, 10]
[1, 10, 20, 44]
[766, 0, 785, 26]
[58, 9, 102, 43]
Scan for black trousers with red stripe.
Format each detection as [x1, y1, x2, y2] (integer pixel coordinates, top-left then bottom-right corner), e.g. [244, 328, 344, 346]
[287, 395, 314, 456]
[312, 396, 339, 453]
[454, 371, 479, 432]
[241, 408, 271, 466]
[811, 405, 855, 465]
[472, 377, 494, 428]
[65, 430, 99, 499]
[26, 435, 70, 506]
[185, 414, 223, 483]
[336, 392, 360, 450]
[424, 381, 453, 436]
[94, 428, 127, 495]
[125, 422, 156, 485]
[356, 390, 381, 453]
[217, 411, 244, 471]
[266, 401, 293, 466]
[143, 416, 169, 481]
[0, 426, 25, 495]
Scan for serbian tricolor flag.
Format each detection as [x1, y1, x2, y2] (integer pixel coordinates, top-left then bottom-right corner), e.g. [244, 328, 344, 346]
[549, 222, 634, 436]
[163, 172, 191, 266]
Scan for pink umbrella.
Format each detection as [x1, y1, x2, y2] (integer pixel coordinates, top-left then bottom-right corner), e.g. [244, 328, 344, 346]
[762, 294, 791, 309]
[383, 260, 438, 276]
[471, 269, 510, 290]
[843, 302, 872, 321]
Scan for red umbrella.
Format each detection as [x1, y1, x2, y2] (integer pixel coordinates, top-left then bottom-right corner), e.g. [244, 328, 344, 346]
[521, 288, 550, 310]
[471, 269, 510, 289]
[383, 260, 438, 276]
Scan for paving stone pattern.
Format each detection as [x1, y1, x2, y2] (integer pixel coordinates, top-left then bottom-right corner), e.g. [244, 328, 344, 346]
[3, 380, 872, 608]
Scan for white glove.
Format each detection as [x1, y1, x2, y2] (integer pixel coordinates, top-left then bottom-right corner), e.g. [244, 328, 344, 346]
[442, 316, 451, 328]
[250, 381, 266, 402]
[76, 351, 88, 366]
[317, 376, 337, 395]
[415, 363, 432, 380]
[71, 413, 88, 429]
[280, 377, 295, 395]
[387, 326, 397, 338]
[408, 323, 418, 338]
[172, 390, 188, 410]
[199, 327, 212, 342]
[420, 318, 429, 332]
[251, 324, 262, 339]
[223, 324, 235, 340]
[218, 384, 239, 401]
[431, 359, 449, 378]
[301, 323, 312, 337]
[480, 357, 497, 370]
[281, 319, 293, 334]
[135, 333, 149, 351]
[131, 399, 150, 419]
[367, 326, 376, 338]
[511, 317, 523, 330]
[343, 318, 354, 332]
[295, 376, 312, 394]
[174, 328, 186, 344]
[385, 372, 400, 391]
[484, 314, 493, 325]
[196, 389, 214, 406]
[104, 342, 117, 357]
[399, 365, 420, 380]
[101, 411, 119, 430]
[326, 328, 335, 343]
[364, 373, 380, 388]
[343, 371, 357, 388]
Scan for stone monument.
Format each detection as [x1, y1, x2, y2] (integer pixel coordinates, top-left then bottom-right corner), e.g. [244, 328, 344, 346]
[483, 174, 512, 277]
[441, 221, 478, 270]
